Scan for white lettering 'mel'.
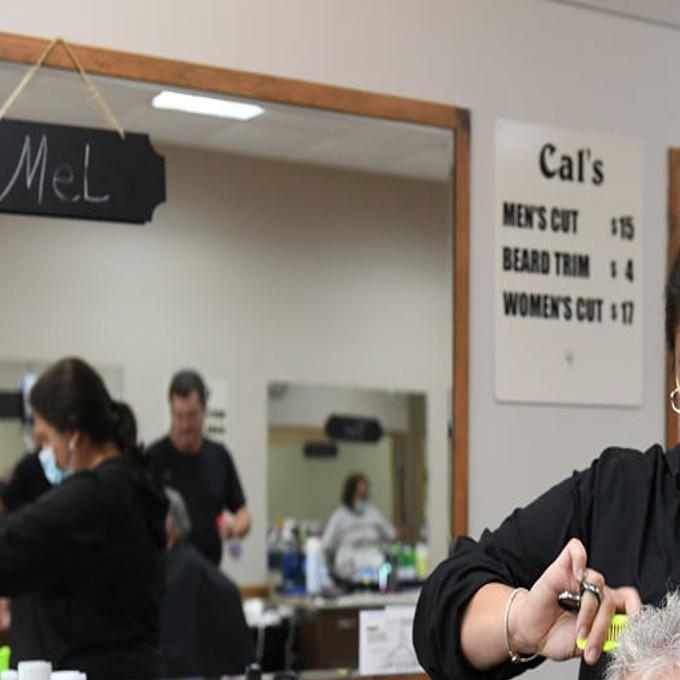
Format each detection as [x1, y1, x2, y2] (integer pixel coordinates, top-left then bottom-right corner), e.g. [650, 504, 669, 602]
[0, 134, 48, 204]
[83, 143, 110, 204]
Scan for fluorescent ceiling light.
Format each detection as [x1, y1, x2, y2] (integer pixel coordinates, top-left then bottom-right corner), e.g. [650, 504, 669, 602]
[152, 90, 265, 121]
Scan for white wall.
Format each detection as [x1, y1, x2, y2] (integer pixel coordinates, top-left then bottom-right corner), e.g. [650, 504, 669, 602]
[2, 3, 675, 677]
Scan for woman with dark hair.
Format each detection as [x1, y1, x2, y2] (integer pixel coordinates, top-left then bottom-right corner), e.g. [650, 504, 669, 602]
[0, 357, 167, 680]
[322, 472, 396, 581]
[413, 248, 680, 680]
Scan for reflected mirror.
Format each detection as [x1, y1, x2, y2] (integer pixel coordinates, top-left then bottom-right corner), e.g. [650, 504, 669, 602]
[267, 382, 427, 589]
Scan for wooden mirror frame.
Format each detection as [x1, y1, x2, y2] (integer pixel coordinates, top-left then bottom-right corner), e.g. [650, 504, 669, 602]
[667, 150, 680, 450]
[0, 31, 470, 540]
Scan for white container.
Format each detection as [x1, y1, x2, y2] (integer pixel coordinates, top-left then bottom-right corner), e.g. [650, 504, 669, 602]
[51, 672, 84, 680]
[18, 661, 51, 680]
[305, 536, 324, 595]
[1, 670, 18, 680]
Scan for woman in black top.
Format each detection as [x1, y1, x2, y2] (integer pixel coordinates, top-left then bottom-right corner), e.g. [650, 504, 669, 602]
[413, 253, 680, 680]
[0, 357, 167, 680]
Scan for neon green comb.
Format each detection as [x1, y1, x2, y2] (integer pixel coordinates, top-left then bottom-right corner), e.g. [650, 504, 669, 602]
[0, 646, 10, 673]
[576, 614, 628, 653]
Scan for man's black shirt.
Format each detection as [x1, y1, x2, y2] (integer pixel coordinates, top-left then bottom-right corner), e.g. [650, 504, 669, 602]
[413, 445, 680, 680]
[147, 436, 246, 564]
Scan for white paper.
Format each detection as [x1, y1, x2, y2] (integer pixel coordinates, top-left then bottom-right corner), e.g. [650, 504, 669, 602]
[204, 377, 230, 448]
[358, 606, 422, 676]
[495, 119, 644, 405]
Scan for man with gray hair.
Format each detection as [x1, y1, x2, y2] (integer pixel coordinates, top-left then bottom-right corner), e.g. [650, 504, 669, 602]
[165, 487, 193, 547]
[161, 487, 255, 677]
[605, 591, 680, 680]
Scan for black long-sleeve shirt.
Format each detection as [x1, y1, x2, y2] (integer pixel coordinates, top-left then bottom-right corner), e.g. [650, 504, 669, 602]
[413, 444, 680, 680]
[1, 452, 50, 512]
[1, 450, 64, 664]
[0, 456, 168, 680]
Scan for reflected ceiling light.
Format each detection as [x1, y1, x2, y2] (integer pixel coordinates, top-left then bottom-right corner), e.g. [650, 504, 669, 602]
[151, 90, 265, 121]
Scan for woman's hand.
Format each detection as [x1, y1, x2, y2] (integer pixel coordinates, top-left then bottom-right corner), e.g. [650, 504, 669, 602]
[508, 538, 641, 665]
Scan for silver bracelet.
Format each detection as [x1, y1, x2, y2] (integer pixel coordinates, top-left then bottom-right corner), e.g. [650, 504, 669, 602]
[504, 587, 539, 664]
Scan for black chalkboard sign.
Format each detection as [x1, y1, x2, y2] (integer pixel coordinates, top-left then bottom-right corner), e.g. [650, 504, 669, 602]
[0, 118, 165, 224]
[325, 415, 384, 443]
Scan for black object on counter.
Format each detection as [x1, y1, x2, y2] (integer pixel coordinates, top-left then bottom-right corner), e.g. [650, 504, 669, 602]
[273, 672, 298, 680]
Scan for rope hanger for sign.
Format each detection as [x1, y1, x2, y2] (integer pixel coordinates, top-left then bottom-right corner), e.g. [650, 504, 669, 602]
[0, 37, 125, 139]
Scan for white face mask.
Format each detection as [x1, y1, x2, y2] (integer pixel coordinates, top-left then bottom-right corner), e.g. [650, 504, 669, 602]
[38, 446, 69, 486]
[354, 499, 368, 515]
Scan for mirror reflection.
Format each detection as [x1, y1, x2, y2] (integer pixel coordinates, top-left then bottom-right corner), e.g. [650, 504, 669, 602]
[267, 382, 427, 591]
[0, 54, 455, 677]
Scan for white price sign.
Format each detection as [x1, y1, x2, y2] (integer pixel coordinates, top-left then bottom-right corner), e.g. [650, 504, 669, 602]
[495, 119, 643, 405]
[359, 607, 422, 676]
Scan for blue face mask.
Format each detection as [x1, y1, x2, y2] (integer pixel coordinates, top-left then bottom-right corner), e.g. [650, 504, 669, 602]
[354, 499, 368, 515]
[38, 446, 69, 486]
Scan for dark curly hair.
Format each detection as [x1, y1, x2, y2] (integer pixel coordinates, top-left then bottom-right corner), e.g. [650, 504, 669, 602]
[666, 249, 680, 351]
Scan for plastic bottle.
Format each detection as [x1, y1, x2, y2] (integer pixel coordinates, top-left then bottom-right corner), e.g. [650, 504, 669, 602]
[399, 544, 416, 581]
[281, 520, 300, 592]
[304, 535, 323, 595]
[415, 542, 429, 580]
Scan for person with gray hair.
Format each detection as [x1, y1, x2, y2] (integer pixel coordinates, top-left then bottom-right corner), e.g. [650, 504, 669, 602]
[160, 487, 255, 677]
[605, 591, 680, 680]
[164, 486, 192, 546]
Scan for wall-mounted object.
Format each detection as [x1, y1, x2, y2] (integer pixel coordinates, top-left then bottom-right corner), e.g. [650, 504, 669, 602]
[0, 38, 165, 224]
[0, 118, 165, 223]
[303, 441, 338, 458]
[325, 415, 383, 443]
[495, 119, 643, 406]
[0, 391, 22, 419]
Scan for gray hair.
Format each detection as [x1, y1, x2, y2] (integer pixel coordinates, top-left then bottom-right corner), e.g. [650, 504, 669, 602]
[165, 487, 192, 542]
[605, 591, 680, 680]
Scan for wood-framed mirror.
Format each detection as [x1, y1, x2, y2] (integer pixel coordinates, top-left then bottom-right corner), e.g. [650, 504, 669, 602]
[0, 31, 469, 589]
[667, 150, 680, 449]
